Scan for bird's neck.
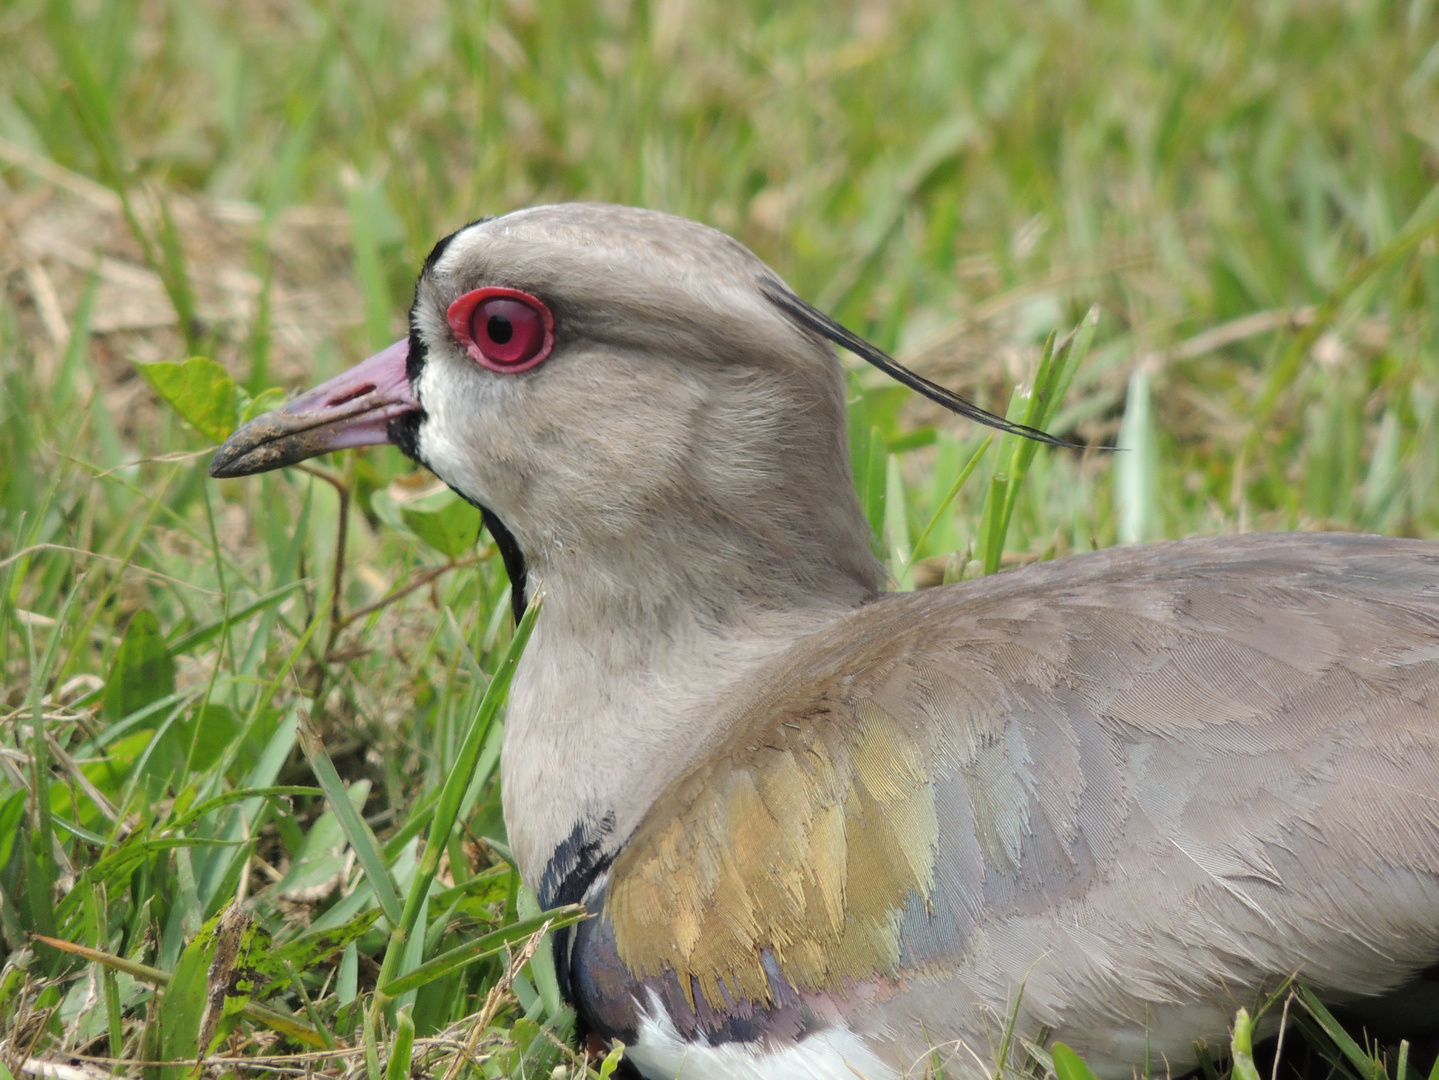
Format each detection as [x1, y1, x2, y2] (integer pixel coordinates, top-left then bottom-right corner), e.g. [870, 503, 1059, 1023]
[499, 532, 880, 898]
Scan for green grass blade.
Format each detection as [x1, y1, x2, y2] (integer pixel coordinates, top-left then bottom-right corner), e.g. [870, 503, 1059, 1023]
[165, 786, 322, 835]
[981, 473, 1011, 576]
[885, 455, 914, 589]
[1230, 1007, 1262, 1080]
[906, 435, 993, 569]
[299, 717, 403, 926]
[518, 882, 564, 1019]
[1298, 985, 1384, 1080]
[377, 906, 586, 1000]
[384, 1006, 415, 1080]
[1117, 365, 1158, 545]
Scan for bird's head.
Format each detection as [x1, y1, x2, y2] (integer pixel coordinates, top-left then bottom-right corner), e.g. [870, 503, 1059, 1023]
[212, 204, 894, 621]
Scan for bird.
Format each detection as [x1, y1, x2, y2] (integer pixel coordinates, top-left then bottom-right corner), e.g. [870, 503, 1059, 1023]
[210, 203, 1439, 1080]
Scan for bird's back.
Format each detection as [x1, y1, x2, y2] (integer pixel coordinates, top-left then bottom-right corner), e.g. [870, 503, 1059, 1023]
[572, 532, 1439, 1078]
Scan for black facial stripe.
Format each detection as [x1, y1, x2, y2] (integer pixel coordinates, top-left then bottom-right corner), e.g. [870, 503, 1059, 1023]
[388, 412, 422, 463]
[405, 312, 430, 385]
[421, 232, 458, 277]
[420, 215, 495, 277]
[480, 507, 529, 625]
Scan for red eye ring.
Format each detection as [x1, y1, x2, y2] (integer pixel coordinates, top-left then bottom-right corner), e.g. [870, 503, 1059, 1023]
[446, 287, 555, 373]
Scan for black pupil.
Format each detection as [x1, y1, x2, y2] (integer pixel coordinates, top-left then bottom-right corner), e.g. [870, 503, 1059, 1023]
[487, 314, 514, 344]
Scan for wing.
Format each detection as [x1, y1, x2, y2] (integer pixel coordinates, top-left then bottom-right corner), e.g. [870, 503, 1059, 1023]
[592, 533, 1439, 1059]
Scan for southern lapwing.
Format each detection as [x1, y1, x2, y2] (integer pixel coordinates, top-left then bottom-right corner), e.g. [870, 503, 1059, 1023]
[211, 203, 1439, 1080]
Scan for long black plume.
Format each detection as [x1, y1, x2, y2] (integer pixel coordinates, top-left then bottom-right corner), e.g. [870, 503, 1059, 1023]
[761, 281, 1078, 449]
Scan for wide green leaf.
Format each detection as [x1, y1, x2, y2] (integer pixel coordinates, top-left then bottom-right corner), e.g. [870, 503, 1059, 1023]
[241, 386, 288, 424]
[160, 912, 217, 1080]
[399, 488, 482, 558]
[134, 357, 242, 442]
[1052, 1043, 1103, 1080]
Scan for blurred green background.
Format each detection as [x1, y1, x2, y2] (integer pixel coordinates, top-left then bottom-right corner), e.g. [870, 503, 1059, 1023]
[2, 0, 1439, 1075]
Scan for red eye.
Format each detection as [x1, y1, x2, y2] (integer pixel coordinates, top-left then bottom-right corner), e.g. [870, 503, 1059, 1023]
[446, 287, 554, 372]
